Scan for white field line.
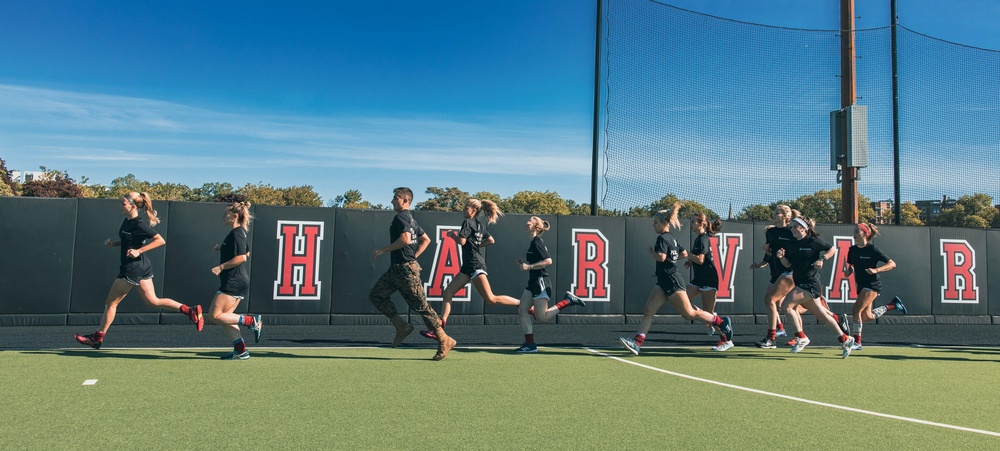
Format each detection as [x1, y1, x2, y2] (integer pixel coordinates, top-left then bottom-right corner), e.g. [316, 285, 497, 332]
[585, 347, 1000, 438]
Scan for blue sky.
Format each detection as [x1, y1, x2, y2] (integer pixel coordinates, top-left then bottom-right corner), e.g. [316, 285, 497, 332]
[1, 0, 998, 208]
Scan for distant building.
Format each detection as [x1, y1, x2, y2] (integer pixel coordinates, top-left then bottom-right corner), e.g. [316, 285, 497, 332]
[9, 170, 44, 183]
[870, 200, 893, 224]
[914, 195, 956, 223]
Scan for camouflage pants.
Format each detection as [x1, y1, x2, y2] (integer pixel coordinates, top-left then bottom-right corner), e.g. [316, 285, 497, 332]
[369, 261, 442, 330]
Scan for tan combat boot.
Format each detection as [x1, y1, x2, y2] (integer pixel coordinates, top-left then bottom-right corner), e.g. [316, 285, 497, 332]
[390, 316, 413, 348]
[432, 327, 456, 361]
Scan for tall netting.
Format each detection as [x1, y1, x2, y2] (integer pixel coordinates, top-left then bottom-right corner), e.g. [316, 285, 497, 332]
[896, 27, 1000, 205]
[601, 0, 999, 220]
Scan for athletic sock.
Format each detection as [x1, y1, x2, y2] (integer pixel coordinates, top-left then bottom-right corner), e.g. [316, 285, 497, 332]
[854, 334, 862, 344]
[93, 330, 106, 340]
[555, 300, 571, 310]
[768, 329, 776, 340]
[233, 338, 246, 353]
[795, 331, 806, 339]
[831, 313, 840, 323]
[776, 322, 785, 332]
[872, 305, 888, 318]
[711, 315, 723, 326]
[837, 334, 848, 343]
[179, 304, 191, 315]
[634, 333, 646, 346]
[524, 334, 534, 344]
[240, 315, 253, 327]
[885, 303, 897, 312]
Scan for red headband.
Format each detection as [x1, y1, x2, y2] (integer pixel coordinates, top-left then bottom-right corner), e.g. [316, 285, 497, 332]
[857, 223, 871, 239]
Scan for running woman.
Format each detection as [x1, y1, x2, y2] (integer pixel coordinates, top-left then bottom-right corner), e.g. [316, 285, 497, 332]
[619, 202, 734, 355]
[843, 223, 907, 351]
[209, 202, 262, 360]
[685, 213, 722, 335]
[419, 198, 520, 340]
[74, 192, 203, 349]
[776, 216, 855, 358]
[370, 187, 456, 360]
[750, 206, 848, 348]
[514, 216, 586, 353]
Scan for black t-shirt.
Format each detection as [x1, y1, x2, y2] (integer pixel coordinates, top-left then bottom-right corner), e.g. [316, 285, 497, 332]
[219, 227, 250, 296]
[654, 232, 685, 278]
[525, 235, 551, 279]
[689, 233, 718, 286]
[389, 210, 425, 265]
[782, 236, 833, 286]
[847, 244, 890, 288]
[764, 226, 794, 268]
[459, 218, 490, 271]
[118, 217, 157, 276]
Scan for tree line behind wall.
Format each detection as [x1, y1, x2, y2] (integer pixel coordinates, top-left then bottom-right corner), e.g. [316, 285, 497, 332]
[2, 158, 998, 228]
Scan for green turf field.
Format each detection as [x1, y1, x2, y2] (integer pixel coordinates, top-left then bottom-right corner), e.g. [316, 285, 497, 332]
[4, 345, 1000, 449]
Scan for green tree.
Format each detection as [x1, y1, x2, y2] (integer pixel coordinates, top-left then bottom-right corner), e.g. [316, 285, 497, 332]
[787, 189, 875, 224]
[502, 191, 570, 215]
[0, 157, 15, 196]
[148, 182, 192, 201]
[238, 182, 284, 206]
[736, 204, 774, 221]
[933, 194, 996, 229]
[628, 194, 718, 220]
[282, 185, 322, 207]
[899, 201, 924, 226]
[565, 200, 623, 216]
[330, 189, 375, 209]
[191, 182, 235, 202]
[416, 187, 470, 211]
[106, 174, 152, 199]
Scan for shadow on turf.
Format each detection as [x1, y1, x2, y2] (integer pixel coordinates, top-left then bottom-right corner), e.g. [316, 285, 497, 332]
[22, 350, 209, 360]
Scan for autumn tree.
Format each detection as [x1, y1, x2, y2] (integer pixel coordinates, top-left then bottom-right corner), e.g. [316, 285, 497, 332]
[19, 167, 83, 198]
[898, 202, 924, 226]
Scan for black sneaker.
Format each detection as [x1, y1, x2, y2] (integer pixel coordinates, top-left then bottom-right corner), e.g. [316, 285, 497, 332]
[755, 337, 776, 349]
[892, 296, 908, 314]
[514, 343, 537, 353]
[564, 292, 586, 307]
[719, 317, 734, 341]
[249, 314, 263, 343]
[74, 333, 102, 350]
[837, 313, 851, 336]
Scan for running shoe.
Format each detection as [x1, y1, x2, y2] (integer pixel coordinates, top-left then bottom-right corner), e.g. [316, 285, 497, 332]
[841, 336, 855, 359]
[786, 338, 798, 347]
[790, 336, 811, 353]
[892, 296, 908, 314]
[190, 305, 204, 332]
[249, 314, 263, 343]
[707, 323, 715, 335]
[564, 292, 586, 307]
[619, 337, 640, 356]
[849, 342, 864, 351]
[74, 333, 102, 350]
[514, 343, 538, 353]
[712, 340, 734, 352]
[755, 338, 777, 349]
[221, 350, 250, 360]
[775, 328, 787, 338]
[719, 316, 734, 341]
[837, 313, 851, 336]
[419, 329, 437, 340]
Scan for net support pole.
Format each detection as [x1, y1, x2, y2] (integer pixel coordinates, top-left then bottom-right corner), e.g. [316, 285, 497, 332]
[890, 0, 901, 225]
[840, 0, 859, 224]
[590, 0, 603, 216]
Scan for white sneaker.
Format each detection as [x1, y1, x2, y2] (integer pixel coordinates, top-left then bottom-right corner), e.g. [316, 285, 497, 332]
[841, 336, 855, 359]
[790, 336, 811, 353]
[712, 340, 734, 352]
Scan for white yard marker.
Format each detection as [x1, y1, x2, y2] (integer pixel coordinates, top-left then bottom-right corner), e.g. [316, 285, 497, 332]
[82, 379, 98, 386]
[586, 347, 1000, 438]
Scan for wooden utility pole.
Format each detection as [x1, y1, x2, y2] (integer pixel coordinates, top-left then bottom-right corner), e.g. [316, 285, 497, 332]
[840, 0, 859, 224]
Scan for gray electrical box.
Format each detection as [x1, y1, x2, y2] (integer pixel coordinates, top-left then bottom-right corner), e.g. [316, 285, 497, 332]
[830, 104, 868, 170]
